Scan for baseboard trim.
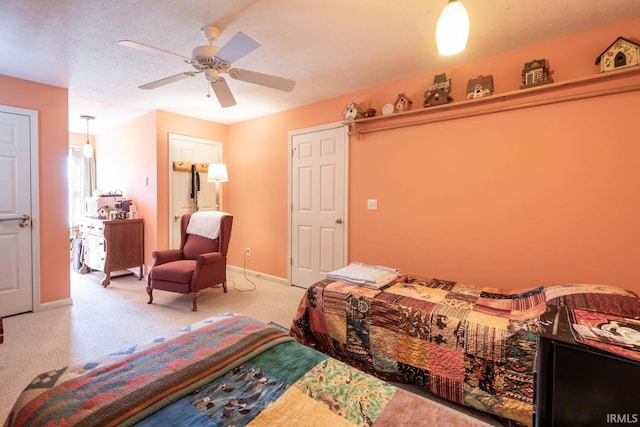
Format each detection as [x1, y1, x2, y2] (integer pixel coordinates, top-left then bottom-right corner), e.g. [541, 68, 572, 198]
[227, 265, 288, 286]
[37, 297, 73, 312]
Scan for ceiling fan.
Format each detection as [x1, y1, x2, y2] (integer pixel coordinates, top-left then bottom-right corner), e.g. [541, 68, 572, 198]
[118, 25, 296, 108]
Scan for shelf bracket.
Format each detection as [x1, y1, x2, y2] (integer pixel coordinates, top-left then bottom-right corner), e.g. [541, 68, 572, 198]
[347, 122, 363, 140]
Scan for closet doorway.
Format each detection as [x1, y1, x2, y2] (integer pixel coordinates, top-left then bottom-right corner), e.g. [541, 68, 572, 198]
[288, 123, 348, 288]
[168, 134, 222, 249]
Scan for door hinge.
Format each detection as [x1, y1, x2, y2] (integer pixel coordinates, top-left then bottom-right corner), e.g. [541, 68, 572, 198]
[290, 257, 293, 266]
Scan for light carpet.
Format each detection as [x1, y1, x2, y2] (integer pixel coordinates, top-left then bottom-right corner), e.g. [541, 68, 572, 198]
[0, 266, 502, 426]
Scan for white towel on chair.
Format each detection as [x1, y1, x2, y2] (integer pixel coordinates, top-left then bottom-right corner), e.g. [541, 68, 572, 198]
[186, 211, 229, 239]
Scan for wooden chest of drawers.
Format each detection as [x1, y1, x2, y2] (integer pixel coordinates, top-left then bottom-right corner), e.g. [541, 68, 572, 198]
[79, 218, 144, 287]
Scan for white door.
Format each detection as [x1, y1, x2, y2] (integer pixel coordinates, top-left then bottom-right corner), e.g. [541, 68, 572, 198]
[289, 124, 348, 287]
[0, 107, 39, 316]
[168, 134, 222, 249]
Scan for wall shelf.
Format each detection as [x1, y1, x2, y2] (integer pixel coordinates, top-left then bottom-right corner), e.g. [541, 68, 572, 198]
[344, 66, 640, 138]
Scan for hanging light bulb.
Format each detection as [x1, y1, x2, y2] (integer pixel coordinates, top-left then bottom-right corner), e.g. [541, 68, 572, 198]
[436, 0, 470, 56]
[81, 115, 95, 158]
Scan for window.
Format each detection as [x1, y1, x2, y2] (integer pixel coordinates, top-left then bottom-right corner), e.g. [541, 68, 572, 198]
[68, 147, 96, 227]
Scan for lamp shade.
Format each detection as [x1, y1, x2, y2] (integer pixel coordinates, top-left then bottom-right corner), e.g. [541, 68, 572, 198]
[82, 141, 94, 158]
[436, 0, 470, 56]
[81, 114, 95, 158]
[207, 163, 229, 182]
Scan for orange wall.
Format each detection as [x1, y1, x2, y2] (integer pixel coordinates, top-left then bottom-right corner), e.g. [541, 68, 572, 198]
[98, 111, 228, 270]
[69, 131, 94, 150]
[227, 18, 640, 293]
[226, 114, 300, 273]
[97, 112, 158, 273]
[0, 75, 70, 304]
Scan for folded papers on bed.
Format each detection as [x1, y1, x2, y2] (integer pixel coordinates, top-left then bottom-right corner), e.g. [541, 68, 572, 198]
[325, 262, 400, 288]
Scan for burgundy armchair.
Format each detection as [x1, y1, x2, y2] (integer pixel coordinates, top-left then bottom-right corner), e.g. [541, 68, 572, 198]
[147, 212, 233, 311]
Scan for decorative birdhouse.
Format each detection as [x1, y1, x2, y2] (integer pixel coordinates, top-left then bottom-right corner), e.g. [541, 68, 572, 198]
[595, 36, 640, 73]
[393, 93, 413, 113]
[97, 205, 116, 219]
[344, 101, 363, 120]
[466, 75, 494, 99]
[520, 59, 553, 89]
[424, 73, 453, 107]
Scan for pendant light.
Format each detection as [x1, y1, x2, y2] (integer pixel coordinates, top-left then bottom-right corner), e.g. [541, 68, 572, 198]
[81, 115, 95, 158]
[436, 0, 470, 56]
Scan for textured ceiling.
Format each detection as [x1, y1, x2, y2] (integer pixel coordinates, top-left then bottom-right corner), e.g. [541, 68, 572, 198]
[1, 0, 640, 134]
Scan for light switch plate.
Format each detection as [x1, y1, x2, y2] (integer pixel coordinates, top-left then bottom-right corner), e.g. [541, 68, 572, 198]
[367, 199, 378, 210]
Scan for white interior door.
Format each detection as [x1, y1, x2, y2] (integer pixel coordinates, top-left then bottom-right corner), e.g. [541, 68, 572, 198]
[289, 124, 348, 287]
[168, 134, 222, 249]
[0, 107, 38, 316]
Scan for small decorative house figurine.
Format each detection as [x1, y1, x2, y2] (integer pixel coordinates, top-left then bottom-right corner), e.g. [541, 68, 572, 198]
[466, 75, 494, 99]
[423, 73, 453, 107]
[393, 93, 413, 113]
[520, 59, 553, 89]
[595, 36, 640, 73]
[97, 205, 116, 219]
[344, 101, 363, 120]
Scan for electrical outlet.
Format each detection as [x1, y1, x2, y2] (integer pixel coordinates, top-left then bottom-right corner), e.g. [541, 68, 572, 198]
[246, 247, 251, 257]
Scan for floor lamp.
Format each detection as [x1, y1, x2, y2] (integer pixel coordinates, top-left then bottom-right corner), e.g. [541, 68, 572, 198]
[207, 163, 228, 211]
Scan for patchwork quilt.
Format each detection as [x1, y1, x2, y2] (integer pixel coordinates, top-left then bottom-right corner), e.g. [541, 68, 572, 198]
[290, 276, 640, 427]
[5, 313, 485, 427]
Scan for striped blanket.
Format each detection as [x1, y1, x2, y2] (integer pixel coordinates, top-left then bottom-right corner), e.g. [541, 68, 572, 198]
[5, 313, 486, 426]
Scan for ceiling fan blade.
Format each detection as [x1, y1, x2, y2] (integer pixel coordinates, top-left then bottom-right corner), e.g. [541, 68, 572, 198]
[210, 78, 237, 107]
[228, 68, 296, 92]
[139, 72, 196, 89]
[118, 40, 191, 62]
[215, 32, 260, 64]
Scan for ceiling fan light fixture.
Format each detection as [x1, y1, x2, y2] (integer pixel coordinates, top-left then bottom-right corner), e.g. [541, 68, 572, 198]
[436, 0, 470, 56]
[80, 115, 95, 158]
[205, 68, 220, 81]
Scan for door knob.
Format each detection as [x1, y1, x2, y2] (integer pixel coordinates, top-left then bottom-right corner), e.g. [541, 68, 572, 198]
[174, 215, 180, 220]
[0, 214, 30, 227]
[335, 218, 343, 224]
[19, 215, 31, 228]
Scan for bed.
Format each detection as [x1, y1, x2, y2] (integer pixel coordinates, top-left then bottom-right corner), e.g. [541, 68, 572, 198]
[289, 275, 640, 427]
[4, 313, 489, 427]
